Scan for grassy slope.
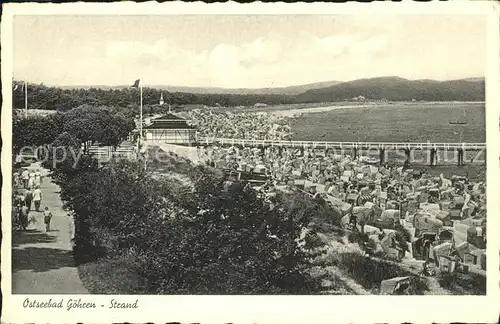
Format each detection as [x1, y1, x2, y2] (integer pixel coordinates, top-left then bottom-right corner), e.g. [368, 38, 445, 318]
[78, 257, 147, 294]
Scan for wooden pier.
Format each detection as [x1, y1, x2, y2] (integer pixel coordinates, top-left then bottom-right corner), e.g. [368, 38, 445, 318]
[197, 137, 486, 166]
[198, 137, 485, 150]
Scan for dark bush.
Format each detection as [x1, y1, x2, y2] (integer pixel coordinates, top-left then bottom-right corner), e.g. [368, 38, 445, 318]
[437, 272, 486, 295]
[134, 181, 323, 294]
[406, 276, 429, 295]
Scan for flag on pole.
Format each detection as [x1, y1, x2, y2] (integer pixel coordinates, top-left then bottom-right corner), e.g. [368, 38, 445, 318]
[131, 78, 144, 144]
[25, 79, 28, 118]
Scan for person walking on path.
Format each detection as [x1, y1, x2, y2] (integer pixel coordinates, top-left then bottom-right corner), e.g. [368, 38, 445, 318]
[15, 153, 22, 169]
[19, 204, 29, 231]
[14, 190, 24, 207]
[22, 168, 29, 189]
[16, 169, 23, 187]
[25, 188, 33, 211]
[12, 162, 89, 294]
[34, 169, 42, 187]
[28, 172, 34, 189]
[33, 186, 42, 212]
[14, 194, 25, 229]
[43, 207, 53, 232]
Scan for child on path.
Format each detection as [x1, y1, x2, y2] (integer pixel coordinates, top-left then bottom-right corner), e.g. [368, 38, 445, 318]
[33, 186, 42, 212]
[13, 172, 20, 187]
[43, 207, 53, 232]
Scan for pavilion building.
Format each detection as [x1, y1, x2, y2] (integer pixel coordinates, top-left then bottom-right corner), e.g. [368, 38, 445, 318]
[144, 113, 197, 146]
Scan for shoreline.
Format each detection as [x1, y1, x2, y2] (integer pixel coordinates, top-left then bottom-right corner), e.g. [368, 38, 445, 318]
[269, 101, 485, 118]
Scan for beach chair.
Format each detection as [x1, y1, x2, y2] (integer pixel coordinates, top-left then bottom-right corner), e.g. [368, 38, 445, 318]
[380, 277, 411, 295]
[346, 190, 358, 206]
[439, 256, 457, 273]
[448, 209, 462, 220]
[428, 188, 440, 203]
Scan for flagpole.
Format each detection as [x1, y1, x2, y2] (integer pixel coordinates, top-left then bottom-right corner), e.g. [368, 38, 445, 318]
[139, 82, 146, 171]
[140, 81, 143, 141]
[24, 78, 28, 118]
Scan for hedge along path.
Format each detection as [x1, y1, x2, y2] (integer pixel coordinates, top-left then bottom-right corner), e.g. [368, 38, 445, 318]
[12, 162, 89, 294]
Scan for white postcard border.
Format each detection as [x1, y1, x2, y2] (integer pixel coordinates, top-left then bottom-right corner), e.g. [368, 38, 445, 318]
[2, 2, 500, 323]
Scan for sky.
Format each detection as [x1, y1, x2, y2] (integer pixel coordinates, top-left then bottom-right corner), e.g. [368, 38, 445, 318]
[13, 15, 486, 88]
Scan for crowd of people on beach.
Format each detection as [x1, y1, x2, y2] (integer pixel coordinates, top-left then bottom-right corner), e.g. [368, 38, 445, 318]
[12, 166, 52, 232]
[185, 109, 292, 140]
[202, 144, 485, 212]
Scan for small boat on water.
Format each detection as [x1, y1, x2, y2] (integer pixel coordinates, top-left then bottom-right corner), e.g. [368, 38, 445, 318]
[449, 105, 468, 125]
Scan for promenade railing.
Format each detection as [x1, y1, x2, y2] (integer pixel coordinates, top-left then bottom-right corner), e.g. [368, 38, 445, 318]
[197, 137, 486, 150]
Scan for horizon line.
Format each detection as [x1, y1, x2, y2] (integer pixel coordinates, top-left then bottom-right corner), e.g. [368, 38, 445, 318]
[13, 75, 485, 90]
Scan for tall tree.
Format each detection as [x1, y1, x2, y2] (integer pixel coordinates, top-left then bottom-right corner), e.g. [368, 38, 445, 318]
[13, 115, 62, 152]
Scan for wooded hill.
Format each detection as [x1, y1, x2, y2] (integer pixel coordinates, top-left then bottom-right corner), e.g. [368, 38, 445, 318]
[294, 77, 485, 102]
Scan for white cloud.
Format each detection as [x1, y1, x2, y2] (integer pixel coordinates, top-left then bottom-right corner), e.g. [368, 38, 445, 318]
[105, 39, 175, 59]
[312, 34, 358, 55]
[239, 36, 283, 66]
[98, 31, 390, 88]
[189, 33, 390, 87]
[13, 16, 485, 87]
[349, 35, 388, 57]
[208, 44, 240, 69]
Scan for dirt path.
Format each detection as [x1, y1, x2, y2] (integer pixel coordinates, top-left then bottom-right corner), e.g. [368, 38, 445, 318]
[12, 162, 88, 294]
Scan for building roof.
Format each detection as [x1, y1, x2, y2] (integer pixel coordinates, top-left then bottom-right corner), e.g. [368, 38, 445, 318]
[153, 113, 185, 121]
[144, 112, 196, 130]
[144, 121, 196, 130]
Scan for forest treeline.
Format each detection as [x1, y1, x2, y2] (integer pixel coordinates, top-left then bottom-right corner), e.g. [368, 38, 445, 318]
[12, 77, 485, 111]
[13, 82, 294, 111]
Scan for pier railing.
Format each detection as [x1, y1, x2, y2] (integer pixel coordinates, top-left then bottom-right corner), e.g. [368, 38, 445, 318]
[197, 137, 486, 150]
